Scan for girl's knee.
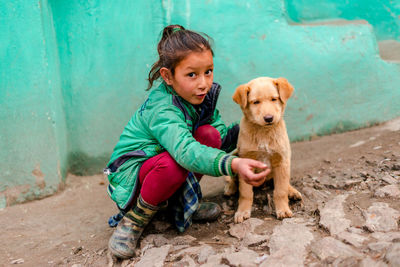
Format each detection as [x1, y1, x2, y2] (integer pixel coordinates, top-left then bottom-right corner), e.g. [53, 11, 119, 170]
[140, 152, 187, 184]
[194, 125, 221, 148]
[156, 153, 188, 182]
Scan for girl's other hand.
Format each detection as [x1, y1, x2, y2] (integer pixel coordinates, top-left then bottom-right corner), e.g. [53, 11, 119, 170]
[231, 158, 270, 187]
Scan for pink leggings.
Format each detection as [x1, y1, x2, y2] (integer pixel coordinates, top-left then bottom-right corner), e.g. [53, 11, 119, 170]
[138, 125, 221, 206]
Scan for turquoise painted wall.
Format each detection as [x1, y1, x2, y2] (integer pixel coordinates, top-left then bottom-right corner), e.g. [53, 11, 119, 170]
[0, 0, 67, 206]
[49, 1, 164, 174]
[1, 0, 399, 206]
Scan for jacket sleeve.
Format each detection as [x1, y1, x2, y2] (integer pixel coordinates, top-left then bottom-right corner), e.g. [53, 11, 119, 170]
[147, 105, 236, 177]
[208, 109, 239, 153]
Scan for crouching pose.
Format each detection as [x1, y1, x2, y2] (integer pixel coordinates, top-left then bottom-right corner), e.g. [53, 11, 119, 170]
[105, 24, 270, 259]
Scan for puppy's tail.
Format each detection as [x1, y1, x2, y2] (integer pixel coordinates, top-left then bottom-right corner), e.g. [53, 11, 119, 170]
[224, 175, 238, 196]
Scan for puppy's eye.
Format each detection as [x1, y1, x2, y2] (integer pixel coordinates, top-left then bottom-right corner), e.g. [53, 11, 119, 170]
[253, 100, 260, 105]
[271, 98, 278, 102]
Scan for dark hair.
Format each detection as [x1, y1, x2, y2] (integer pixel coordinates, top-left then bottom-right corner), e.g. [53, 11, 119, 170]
[147, 25, 214, 90]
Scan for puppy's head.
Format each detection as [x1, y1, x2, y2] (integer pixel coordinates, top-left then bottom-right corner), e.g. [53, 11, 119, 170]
[233, 77, 294, 127]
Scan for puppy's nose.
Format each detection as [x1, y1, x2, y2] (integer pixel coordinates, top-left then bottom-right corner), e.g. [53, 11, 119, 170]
[264, 115, 274, 123]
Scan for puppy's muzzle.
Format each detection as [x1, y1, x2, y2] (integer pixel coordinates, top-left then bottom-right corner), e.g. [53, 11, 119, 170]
[264, 115, 274, 124]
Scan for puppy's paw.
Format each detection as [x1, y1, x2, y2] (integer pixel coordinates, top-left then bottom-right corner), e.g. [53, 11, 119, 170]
[224, 177, 237, 196]
[234, 210, 251, 223]
[276, 207, 293, 219]
[288, 187, 302, 201]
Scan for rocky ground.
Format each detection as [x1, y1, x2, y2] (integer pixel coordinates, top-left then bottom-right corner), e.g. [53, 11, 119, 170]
[0, 118, 399, 267]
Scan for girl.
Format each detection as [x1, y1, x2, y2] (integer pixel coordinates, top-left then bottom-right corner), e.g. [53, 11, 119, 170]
[106, 25, 270, 259]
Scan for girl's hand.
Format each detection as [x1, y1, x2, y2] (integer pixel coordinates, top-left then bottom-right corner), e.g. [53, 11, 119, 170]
[231, 158, 270, 187]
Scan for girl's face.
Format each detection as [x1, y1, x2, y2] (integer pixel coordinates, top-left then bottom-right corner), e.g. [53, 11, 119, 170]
[162, 49, 214, 105]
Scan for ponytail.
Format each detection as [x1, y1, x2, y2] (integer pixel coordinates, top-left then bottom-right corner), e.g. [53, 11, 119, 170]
[147, 25, 213, 90]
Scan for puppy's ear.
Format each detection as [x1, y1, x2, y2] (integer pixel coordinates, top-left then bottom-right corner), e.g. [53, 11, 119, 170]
[232, 84, 250, 108]
[274, 78, 294, 103]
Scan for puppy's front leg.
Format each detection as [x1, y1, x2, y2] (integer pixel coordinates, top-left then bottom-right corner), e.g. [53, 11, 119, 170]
[273, 163, 292, 219]
[234, 177, 253, 223]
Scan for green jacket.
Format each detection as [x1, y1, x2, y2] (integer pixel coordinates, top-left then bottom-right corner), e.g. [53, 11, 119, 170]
[106, 82, 238, 209]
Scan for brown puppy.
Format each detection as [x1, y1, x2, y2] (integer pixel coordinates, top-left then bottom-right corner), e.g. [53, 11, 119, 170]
[225, 77, 302, 223]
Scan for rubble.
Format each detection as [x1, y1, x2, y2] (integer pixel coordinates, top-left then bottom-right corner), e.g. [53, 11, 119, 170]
[1, 118, 399, 266]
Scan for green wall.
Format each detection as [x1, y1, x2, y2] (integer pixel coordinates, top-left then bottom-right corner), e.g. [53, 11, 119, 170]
[1, 0, 399, 206]
[50, 1, 163, 174]
[0, 0, 67, 207]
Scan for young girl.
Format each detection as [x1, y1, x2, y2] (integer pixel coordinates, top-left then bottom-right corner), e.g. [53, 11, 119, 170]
[105, 25, 270, 259]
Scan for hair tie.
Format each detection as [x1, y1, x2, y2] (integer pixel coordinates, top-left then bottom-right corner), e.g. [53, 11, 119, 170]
[172, 27, 182, 33]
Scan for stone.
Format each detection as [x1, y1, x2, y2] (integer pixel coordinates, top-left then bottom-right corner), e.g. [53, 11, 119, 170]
[171, 235, 196, 245]
[367, 241, 392, 252]
[385, 243, 400, 267]
[269, 218, 314, 254]
[172, 254, 197, 267]
[228, 218, 264, 239]
[254, 254, 268, 265]
[343, 178, 363, 189]
[10, 259, 24, 264]
[392, 164, 400, 171]
[223, 247, 259, 267]
[261, 248, 301, 267]
[169, 244, 190, 253]
[241, 232, 268, 247]
[360, 257, 388, 267]
[350, 140, 365, 148]
[347, 226, 364, 235]
[363, 202, 400, 232]
[200, 253, 225, 267]
[319, 174, 361, 190]
[371, 231, 400, 242]
[318, 194, 351, 235]
[331, 257, 362, 267]
[374, 184, 400, 198]
[135, 245, 171, 267]
[140, 234, 169, 250]
[263, 218, 313, 266]
[171, 245, 213, 262]
[311, 237, 362, 261]
[319, 175, 340, 189]
[380, 174, 398, 184]
[302, 187, 331, 201]
[197, 245, 216, 264]
[337, 230, 368, 248]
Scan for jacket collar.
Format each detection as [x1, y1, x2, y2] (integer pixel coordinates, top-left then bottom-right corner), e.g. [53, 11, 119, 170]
[161, 81, 221, 107]
[161, 81, 222, 124]
[162, 82, 179, 96]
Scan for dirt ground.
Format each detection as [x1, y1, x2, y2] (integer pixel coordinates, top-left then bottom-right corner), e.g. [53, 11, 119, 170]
[0, 118, 399, 267]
